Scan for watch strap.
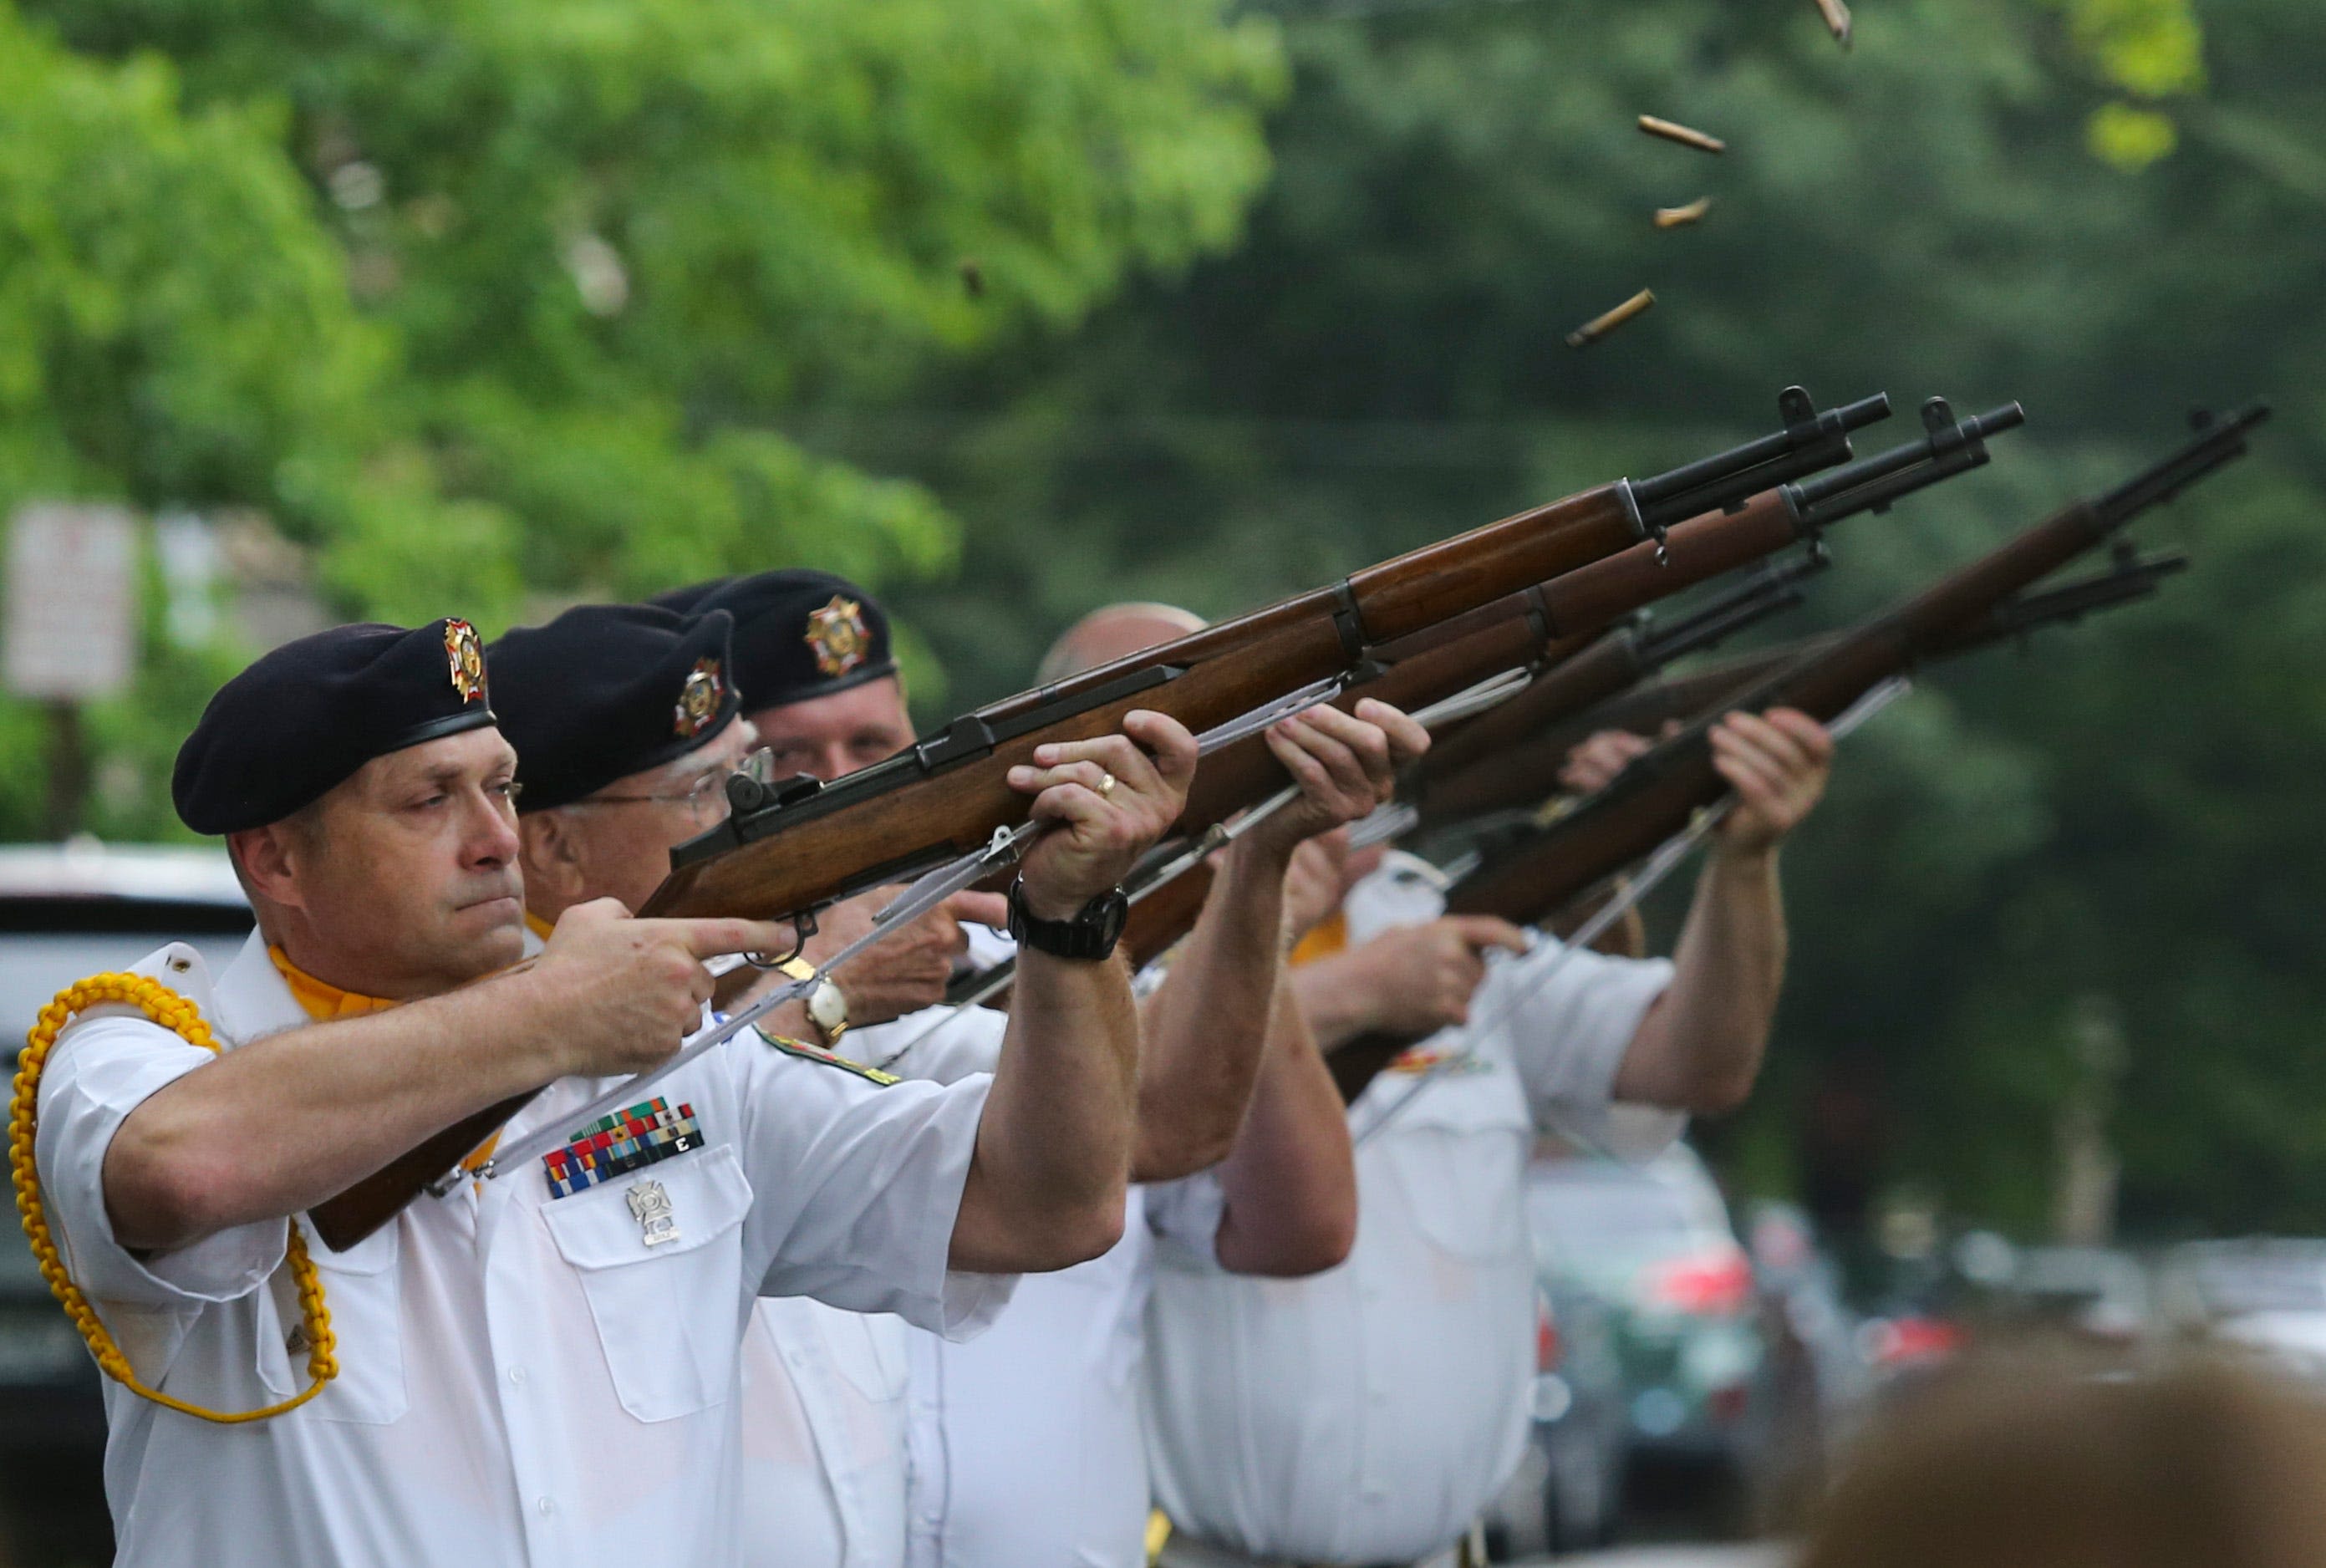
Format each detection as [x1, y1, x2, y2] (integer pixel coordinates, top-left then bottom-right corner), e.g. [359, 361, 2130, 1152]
[1006, 877, 1129, 961]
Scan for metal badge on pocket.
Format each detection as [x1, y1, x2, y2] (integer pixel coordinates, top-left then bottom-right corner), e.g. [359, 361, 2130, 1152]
[626, 1180, 679, 1248]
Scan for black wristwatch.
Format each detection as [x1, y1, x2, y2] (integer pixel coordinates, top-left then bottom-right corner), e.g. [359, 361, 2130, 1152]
[1006, 876, 1130, 961]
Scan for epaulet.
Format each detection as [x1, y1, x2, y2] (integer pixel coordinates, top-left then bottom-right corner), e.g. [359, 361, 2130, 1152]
[56, 944, 217, 1041]
[751, 1027, 900, 1087]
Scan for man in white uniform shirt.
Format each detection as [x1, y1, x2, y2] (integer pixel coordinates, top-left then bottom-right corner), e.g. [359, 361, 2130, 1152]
[1143, 706, 1835, 1568]
[674, 576, 1411, 1568]
[492, 598, 991, 1568]
[24, 612, 1189, 1566]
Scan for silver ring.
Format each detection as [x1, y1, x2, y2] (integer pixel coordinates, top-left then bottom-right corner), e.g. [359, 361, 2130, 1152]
[1097, 771, 1117, 797]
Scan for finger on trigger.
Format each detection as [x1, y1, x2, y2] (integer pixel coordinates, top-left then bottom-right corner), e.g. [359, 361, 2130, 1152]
[679, 917, 791, 959]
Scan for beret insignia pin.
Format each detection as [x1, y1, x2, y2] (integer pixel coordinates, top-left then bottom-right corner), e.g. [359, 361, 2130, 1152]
[674, 657, 725, 738]
[444, 619, 487, 703]
[804, 595, 871, 678]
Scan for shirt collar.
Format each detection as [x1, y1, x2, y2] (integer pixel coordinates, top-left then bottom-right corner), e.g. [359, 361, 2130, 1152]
[267, 945, 400, 1021]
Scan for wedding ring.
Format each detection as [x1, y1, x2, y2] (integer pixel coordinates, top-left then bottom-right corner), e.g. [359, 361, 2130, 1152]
[1097, 771, 1117, 797]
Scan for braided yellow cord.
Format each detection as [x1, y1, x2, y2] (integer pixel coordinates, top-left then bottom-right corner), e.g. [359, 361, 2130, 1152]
[10, 972, 338, 1423]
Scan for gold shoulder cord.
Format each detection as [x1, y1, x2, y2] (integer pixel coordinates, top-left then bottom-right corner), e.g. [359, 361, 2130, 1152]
[10, 973, 338, 1423]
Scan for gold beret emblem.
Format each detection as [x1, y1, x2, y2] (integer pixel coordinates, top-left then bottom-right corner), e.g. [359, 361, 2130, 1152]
[804, 595, 871, 679]
[444, 619, 487, 703]
[674, 656, 726, 738]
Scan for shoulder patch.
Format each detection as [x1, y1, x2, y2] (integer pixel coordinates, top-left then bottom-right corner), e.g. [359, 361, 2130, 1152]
[752, 1027, 900, 1087]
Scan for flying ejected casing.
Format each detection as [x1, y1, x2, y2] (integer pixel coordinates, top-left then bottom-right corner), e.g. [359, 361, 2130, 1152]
[1566, 290, 1656, 349]
[1637, 115, 1726, 155]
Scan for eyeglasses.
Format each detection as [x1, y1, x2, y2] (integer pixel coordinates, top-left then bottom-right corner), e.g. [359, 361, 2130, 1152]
[578, 748, 776, 815]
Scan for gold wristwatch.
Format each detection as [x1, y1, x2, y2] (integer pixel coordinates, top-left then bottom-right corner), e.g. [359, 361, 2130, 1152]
[776, 958, 850, 1045]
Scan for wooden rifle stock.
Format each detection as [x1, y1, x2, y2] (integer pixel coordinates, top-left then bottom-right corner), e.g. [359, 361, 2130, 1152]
[644, 490, 1637, 923]
[1327, 410, 2261, 1104]
[1092, 486, 1831, 975]
[995, 397, 1992, 1000]
[1169, 392, 1975, 837]
[643, 389, 1889, 924]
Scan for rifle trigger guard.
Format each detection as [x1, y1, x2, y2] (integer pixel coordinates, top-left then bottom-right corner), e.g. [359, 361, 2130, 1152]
[743, 912, 816, 971]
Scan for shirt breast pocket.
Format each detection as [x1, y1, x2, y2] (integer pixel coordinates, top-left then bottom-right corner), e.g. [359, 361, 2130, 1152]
[1374, 1065, 1533, 1265]
[542, 1144, 755, 1423]
[298, 1222, 407, 1425]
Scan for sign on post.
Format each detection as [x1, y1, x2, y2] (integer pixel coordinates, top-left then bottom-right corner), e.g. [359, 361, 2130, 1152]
[5, 502, 140, 701]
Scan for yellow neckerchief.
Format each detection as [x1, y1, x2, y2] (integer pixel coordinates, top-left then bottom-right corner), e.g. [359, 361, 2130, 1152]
[267, 946, 399, 1020]
[524, 910, 553, 941]
[267, 947, 498, 1173]
[1289, 908, 1349, 968]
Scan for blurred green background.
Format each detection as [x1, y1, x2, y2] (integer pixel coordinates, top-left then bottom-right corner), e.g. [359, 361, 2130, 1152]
[3, 0, 2320, 1240]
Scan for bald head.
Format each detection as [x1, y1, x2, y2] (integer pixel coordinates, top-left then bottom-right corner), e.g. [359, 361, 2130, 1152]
[1037, 603, 1207, 685]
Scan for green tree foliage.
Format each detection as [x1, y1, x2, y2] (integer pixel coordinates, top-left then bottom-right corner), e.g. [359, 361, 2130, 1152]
[860, 0, 2326, 1233]
[23, 0, 1282, 600]
[0, 0, 1282, 832]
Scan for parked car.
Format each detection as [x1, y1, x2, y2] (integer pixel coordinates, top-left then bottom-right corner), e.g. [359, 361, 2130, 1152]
[0, 842, 252, 1454]
[2156, 1239, 2326, 1379]
[1523, 1145, 1775, 1523]
[1990, 1245, 2153, 1347]
[1484, 1275, 1628, 1557]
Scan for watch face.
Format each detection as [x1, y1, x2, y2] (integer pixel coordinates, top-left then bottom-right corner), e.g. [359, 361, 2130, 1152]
[1091, 888, 1130, 947]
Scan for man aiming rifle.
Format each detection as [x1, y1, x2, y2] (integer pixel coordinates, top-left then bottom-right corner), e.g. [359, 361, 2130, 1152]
[13, 613, 1191, 1565]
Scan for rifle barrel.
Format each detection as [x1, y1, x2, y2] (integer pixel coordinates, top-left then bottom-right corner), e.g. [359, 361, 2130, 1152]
[1445, 414, 2260, 929]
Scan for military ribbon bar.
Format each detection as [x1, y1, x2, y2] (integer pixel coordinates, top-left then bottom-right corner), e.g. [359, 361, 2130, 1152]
[541, 1097, 704, 1199]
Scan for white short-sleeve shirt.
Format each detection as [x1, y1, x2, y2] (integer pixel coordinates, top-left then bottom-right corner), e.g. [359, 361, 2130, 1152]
[729, 993, 1016, 1568]
[34, 931, 1010, 1568]
[735, 1297, 913, 1568]
[874, 993, 1207, 1568]
[1142, 855, 1682, 1563]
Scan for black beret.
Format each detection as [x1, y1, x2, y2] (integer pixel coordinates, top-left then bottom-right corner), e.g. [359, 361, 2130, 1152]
[684, 569, 897, 713]
[171, 619, 497, 835]
[646, 577, 727, 616]
[487, 603, 741, 812]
